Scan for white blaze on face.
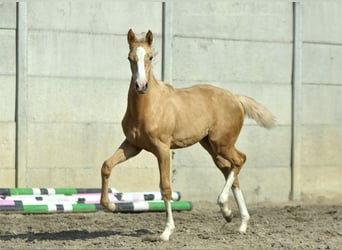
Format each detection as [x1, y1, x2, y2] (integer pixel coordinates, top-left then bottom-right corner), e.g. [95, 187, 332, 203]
[135, 46, 147, 89]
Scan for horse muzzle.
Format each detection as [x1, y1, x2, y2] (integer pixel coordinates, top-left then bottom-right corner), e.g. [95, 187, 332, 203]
[135, 81, 148, 94]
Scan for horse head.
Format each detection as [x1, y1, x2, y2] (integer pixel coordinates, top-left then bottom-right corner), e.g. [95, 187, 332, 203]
[127, 29, 154, 94]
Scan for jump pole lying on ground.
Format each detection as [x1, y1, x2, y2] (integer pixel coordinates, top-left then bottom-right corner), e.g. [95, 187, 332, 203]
[0, 200, 193, 213]
[0, 188, 181, 201]
[0, 192, 181, 203]
[0, 188, 192, 214]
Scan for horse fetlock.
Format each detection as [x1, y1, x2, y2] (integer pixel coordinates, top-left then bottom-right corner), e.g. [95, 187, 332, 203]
[101, 198, 116, 212]
[101, 161, 112, 177]
[100, 196, 109, 207]
[217, 194, 228, 205]
[242, 213, 250, 222]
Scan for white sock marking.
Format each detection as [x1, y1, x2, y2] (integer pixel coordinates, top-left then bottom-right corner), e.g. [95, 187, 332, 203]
[160, 200, 175, 241]
[218, 170, 235, 205]
[232, 187, 250, 233]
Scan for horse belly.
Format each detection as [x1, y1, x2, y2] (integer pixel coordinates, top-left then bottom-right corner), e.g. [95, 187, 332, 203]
[170, 126, 208, 149]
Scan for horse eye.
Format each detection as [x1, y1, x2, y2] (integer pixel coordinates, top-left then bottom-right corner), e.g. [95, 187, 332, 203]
[149, 56, 153, 61]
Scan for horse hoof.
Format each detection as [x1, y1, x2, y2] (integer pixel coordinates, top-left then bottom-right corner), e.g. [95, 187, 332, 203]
[160, 226, 174, 241]
[160, 233, 170, 241]
[224, 214, 233, 223]
[238, 221, 248, 233]
[107, 202, 116, 212]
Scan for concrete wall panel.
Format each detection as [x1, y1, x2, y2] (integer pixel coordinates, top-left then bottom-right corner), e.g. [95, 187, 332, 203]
[303, 44, 342, 85]
[303, 84, 342, 125]
[28, 77, 129, 123]
[174, 1, 292, 42]
[25, 164, 160, 191]
[0, 122, 16, 187]
[0, 169, 15, 187]
[0, 123, 16, 168]
[24, 167, 101, 188]
[240, 167, 291, 203]
[173, 37, 292, 84]
[0, 76, 16, 122]
[28, 1, 162, 35]
[0, 30, 16, 75]
[301, 166, 342, 200]
[28, 31, 162, 80]
[0, 2, 16, 29]
[0, 3, 16, 188]
[301, 126, 342, 166]
[303, 2, 342, 44]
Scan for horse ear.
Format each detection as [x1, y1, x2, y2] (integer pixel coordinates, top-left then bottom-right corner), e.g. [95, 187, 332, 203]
[127, 29, 136, 46]
[146, 30, 153, 46]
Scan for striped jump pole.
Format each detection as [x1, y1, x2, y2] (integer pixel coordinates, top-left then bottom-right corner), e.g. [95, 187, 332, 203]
[0, 188, 192, 214]
[0, 200, 193, 214]
[0, 192, 181, 204]
[0, 189, 181, 202]
[0, 188, 116, 196]
[115, 201, 193, 213]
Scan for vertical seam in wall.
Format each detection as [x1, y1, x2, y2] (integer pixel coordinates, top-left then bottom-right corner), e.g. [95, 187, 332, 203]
[290, 1, 302, 201]
[161, 0, 173, 84]
[15, 2, 28, 187]
[15, 2, 19, 187]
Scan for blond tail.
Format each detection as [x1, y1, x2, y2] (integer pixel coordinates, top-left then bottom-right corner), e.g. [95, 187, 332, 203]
[238, 95, 276, 129]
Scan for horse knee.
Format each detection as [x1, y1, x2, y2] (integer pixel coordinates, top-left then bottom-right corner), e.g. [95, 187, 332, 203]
[161, 187, 172, 200]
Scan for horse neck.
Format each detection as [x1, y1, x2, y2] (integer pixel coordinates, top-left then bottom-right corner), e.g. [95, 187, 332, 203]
[127, 72, 160, 118]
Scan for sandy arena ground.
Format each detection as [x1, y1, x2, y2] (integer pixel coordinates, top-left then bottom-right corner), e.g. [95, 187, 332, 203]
[0, 201, 341, 249]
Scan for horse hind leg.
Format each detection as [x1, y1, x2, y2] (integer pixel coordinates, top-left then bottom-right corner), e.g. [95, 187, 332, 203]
[226, 149, 250, 233]
[210, 143, 250, 232]
[229, 174, 249, 234]
[217, 164, 234, 223]
[200, 138, 234, 223]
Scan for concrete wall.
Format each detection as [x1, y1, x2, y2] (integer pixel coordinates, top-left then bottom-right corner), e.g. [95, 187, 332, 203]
[0, 2, 16, 187]
[1, 0, 341, 203]
[301, 1, 342, 200]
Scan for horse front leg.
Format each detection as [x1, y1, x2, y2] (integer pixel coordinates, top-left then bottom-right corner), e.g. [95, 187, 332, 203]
[155, 146, 174, 241]
[100, 139, 141, 211]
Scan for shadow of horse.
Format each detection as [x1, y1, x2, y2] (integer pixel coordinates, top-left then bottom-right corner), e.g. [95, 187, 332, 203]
[0, 228, 154, 242]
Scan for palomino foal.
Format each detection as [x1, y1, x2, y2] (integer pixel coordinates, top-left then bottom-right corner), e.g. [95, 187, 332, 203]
[100, 29, 275, 241]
